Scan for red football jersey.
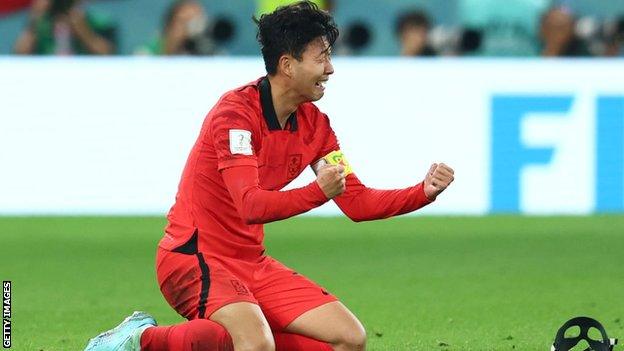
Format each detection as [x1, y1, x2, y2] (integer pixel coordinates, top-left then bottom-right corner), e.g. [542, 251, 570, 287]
[160, 77, 337, 259]
[160, 77, 432, 261]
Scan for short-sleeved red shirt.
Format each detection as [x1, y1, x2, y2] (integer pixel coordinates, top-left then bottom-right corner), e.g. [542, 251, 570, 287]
[159, 77, 338, 260]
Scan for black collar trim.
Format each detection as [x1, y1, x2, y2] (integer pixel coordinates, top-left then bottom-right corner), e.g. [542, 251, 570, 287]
[259, 77, 298, 131]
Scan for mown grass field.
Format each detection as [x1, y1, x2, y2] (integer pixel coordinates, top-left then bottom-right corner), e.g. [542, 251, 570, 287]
[1, 216, 623, 350]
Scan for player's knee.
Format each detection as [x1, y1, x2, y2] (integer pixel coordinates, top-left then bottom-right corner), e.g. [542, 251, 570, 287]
[237, 334, 275, 351]
[337, 325, 367, 350]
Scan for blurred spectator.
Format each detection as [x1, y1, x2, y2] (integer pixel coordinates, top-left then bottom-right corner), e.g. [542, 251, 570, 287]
[605, 16, 624, 57]
[395, 10, 436, 56]
[136, 0, 234, 56]
[539, 6, 591, 57]
[14, 0, 116, 55]
[458, 0, 549, 56]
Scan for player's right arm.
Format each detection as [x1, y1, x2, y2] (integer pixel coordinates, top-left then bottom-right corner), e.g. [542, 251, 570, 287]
[213, 108, 342, 224]
[221, 164, 345, 224]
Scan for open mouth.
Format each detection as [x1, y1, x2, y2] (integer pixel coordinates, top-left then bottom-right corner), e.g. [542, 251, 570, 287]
[315, 80, 327, 90]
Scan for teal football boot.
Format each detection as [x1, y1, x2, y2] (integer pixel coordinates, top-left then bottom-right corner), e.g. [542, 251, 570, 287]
[84, 311, 157, 351]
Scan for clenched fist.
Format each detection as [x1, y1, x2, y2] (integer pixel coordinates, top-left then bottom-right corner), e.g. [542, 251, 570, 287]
[316, 164, 346, 199]
[423, 163, 454, 200]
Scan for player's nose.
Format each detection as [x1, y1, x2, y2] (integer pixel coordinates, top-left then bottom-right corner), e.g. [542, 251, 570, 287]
[325, 60, 334, 75]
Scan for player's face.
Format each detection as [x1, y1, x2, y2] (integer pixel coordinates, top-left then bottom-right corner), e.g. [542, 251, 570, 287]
[291, 37, 334, 102]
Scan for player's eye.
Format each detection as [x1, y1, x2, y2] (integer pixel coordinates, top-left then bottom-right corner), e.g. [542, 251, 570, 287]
[318, 53, 331, 62]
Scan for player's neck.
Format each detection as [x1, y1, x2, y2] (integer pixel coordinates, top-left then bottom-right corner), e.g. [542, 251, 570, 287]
[267, 75, 301, 129]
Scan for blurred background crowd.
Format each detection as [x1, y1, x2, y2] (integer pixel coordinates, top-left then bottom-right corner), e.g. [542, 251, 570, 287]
[1, 0, 624, 57]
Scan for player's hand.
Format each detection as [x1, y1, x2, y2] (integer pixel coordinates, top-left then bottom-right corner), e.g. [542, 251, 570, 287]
[423, 163, 454, 200]
[316, 164, 346, 199]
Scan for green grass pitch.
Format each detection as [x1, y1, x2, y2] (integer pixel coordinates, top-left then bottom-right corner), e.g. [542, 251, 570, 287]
[1, 216, 623, 350]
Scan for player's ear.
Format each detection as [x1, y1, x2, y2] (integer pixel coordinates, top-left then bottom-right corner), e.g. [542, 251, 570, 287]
[278, 54, 294, 78]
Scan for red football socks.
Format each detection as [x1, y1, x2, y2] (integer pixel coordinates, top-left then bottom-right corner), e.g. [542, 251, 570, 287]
[140, 319, 233, 351]
[140, 320, 333, 351]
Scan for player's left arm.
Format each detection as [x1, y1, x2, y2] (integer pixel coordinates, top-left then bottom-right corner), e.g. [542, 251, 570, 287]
[311, 154, 454, 222]
[311, 111, 453, 221]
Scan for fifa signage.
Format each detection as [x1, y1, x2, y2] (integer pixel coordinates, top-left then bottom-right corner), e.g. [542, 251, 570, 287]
[491, 95, 624, 213]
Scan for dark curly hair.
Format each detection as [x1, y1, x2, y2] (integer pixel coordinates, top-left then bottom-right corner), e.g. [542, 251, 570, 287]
[254, 1, 339, 75]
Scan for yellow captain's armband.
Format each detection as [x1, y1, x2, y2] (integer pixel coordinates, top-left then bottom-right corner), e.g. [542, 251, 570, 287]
[323, 150, 353, 176]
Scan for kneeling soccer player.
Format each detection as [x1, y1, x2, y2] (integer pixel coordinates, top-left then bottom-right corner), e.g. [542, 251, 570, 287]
[84, 2, 454, 350]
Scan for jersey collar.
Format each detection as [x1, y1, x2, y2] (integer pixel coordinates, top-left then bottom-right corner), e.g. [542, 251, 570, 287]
[259, 77, 298, 132]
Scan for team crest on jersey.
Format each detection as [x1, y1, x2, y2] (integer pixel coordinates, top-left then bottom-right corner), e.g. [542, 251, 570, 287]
[287, 154, 302, 179]
[323, 150, 353, 176]
[230, 280, 250, 296]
